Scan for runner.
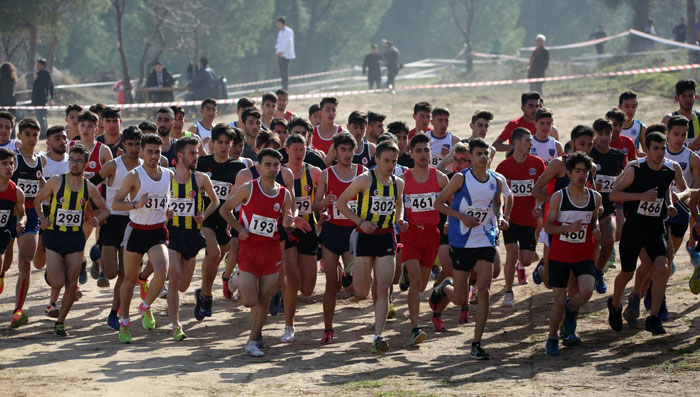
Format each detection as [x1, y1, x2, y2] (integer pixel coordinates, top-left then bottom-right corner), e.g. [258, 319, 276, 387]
[0, 149, 24, 301]
[313, 132, 364, 343]
[279, 118, 326, 169]
[36, 143, 109, 336]
[408, 101, 432, 139]
[112, 133, 173, 343]
[228, 97, 256, 130]
[240, 107, 262, 161]
[431, 138, 508, 360]
[607, 107, 637, 246]
[273, 89, 296, 121]
[311, 97, 343, 155]
[187, 98, 217, 147]
[608, 131, 677, 335]
[260, 91, 277, 129]
[437, 110, 496, 172]
[0, 111, 19, 151]
[96, 106, 125, 157]
[271, 117, 289, 147]
[308, 104, 322, 128]
[170, 105, 187, 139]
[228, 126, 254, 167]
[495, 128, 545, 306]
[388, 121, 413, 169]
[349, 111, 375, 167]
[543, 152, 602, 355]
[365, 111, 386, 145]
[400, 133, 448, 344]
[166, 137, 218, 340]
[618, 91, 647, 153]
[88, 103, 106, 137]
[492, 92, 540, 152]
[428, 107, 460, 168]
[155, 107, 179, 169]
[219, 148, 293, 357]
[530, 108, 564, 166]
[281, 134, 322, 343]
[64, 104, 82, 141]
[336, 140, 407, 353]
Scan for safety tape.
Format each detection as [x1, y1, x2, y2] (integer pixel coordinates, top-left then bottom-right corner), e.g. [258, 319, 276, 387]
[226, 67, 355, 88]
[3, 63, 698, 111]
[520, 31, 630, 52]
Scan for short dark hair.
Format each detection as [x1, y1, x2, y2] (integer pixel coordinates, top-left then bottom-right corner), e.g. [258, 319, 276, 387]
[237, 97, 255, 110]
[122, 126, 142, 142]
[511, 127, 531, 142]
[262, 91, 278, 104]
[535, 107, 553, 122]
[592, 118, 612, 134]
[431, 106, 450, 118]
[46, 125, 66, 138]
[288, 117, 313, 133]
[285, 134, 306, 148]
[78, 110, 99, 124]
[565, 151, 593, 172]
[645, 131, 667, 148]
[201, 98, 217, 109]
[521, 91, 541, 105]
[468, 137, 490, 153]
[101, 106, 121, 119]
[65, 104, 83, 116]
[618, 90, 637, 105]
[667, 114, 690, 130]
[409, 133, 430, 149]
[571, 125, 594, 142]
[69, 143, 89, 162]
[170, 105, 186, 117]
[89, 103, 106, 115]
[276, 16, 287, 25]
[375, 140, 400, 159]
[646, 123, 668, 135]
[200, 56, 208, 66]
[308, 104, 321, 117]
[36, 58, 47, 66]
[471, 110, 493, 124]
[255, 129, 281, 149]
[0, 111, 15, 127]
[270, 117, 287, 131]
[211, 123, 235, 142]
[348, 111, 368, 126]
[367, 111, 386, 124]
[376, 132, 397, 145]
[0, 148, 14, 162]
[675, 79, 697, 96]
[242, 107, 262, 124]
[175, 136, 199, 154]
[320, 97, 338, 109]
[140, 133, 163, 149]
[605, 108, 625, 123]
[231, 127, 244, 144]
[275, 89, 289, 96]
[18, 118, 40, 134]
[387, 121, 409, 136]
[155, 107, 174, 118]
[138, 121, 157, 133]
[333, 132, 356, 150]
[257, 147, 283, 163]
[413, 101, 432, 115]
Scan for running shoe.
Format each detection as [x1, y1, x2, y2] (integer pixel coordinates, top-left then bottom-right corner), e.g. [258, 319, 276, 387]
[645, 315, 666, 335]
[545, 337, 560, 356]
[399, 265, 409, 292]
[279, 296, 285, 314]
[118, 325, 132, 344]
[623, 307, 642, 329]
[74, 285, 82, 301]
[411, 327, 427, 345]
[269, 290, 282, 316]
[658, 296, 669, 322]
[690, 263, 700, 295]
[228, 266, 240, 295]
[194, 288, 205, 321]
[222, 276, 232, 300]
[503, 291, 514, 307]
[341, 261, 353, 288]
[10, 309, 27, 328]
[516, 263, 528, 285]
[159, 284, 168, 299]
[281, 326, 295, 343]
[255, 332, 264, 348]
[431, 314, 447, 332]
[45, 303, 59, 318]
[459, 308, 469, 324]
[138, 277, 149, 300]
[90, 260, 100, 280]
[97, 272, 110, 288]
[54, 322, 68, 337]
[429, 277, 453, 311]
[469, 285, 479, 305]
[563, 299, 578, 336]
[471, 342, 490, 360]
[139, 302, 156, 330]
[387, 303, 396, 319]
[532, 259, 544, 285]
[79, 260, 87, 285]
[562, 334, 581, 347]
[687, 242, 700, 266]
[107, 312, 120, 331]
[431, 265, 440, 280]
[321, 329, 334, 344]
[627, 293, 641, 318]
[200, 293, 212, 317]
[607, 296, 623, 332]
[246, 340, 264, 357]
[644, 286, 652, 311]
[371, 336, 389, 354]
[594, 269, 607, 294]
[173, 326, 187, 341]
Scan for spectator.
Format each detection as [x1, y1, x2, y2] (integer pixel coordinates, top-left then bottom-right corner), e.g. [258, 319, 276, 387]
[644, 17, 656, 35]
[528, 34, 549, 95]
[112, 79, 132, 105]
[382, 39, 401, 89]
[275, 16, 295, 91]
[31, 58, 53, 137]
[0, 62, 17, 116]
[185, 56, 216, 101]
[589, 24, 607, 54]
[490, 33, 502, 56]
[362, 44, 382, 90]
[145, 61, 175, 102]
[673, 17, 687, 43]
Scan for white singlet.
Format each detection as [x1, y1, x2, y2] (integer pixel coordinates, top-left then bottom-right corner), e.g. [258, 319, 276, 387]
[129, 165, 172, 225]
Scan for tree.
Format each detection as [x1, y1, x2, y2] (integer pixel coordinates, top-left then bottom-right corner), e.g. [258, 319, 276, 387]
[449, 0, 476, 73]
[111, 0, 133, 103]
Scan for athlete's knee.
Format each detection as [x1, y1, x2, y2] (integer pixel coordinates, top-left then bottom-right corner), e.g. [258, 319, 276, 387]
[354, 284, 370, 300]
[239, 294, 258, 308]
[205, 245, 221, 262]
[601, 233, 615, 248]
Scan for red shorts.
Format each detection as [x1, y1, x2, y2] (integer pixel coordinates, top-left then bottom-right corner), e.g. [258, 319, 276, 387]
[238, 241, 282, 278]
[400, 223, 440, 268]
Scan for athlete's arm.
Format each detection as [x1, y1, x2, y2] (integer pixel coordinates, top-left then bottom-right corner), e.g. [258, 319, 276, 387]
[555, 141, 564, 156]
[196, 172, 220, 222]
[666, 179, 678, 218]
[91, 159, 116, 186]
[639, 125, 649, 153]
[336, 173, 373, 231]
[100, 144, 114, 166]
[281, 167, 295, 193]
[492, 178, 508, 230]
[13, 187, 25, 233]
[671, 162, 691, 201]
[282, 188, 294, 229]
[87, 181, 110, 225]
[112, 171, 145, 211]
[492, 138, 511, 153]
[323, 145, 336, 167]
[369, 143, 376, 158]
[609, 166, 656, 202]
[435, 173, 477, 228]
[232, 168, 252, 193]
[312, 169, 331, 213]
[187, 124, 198, 135]
[549, 125, 560, 141]
[395, 178, 408, 232]
[544, 191, 577, 235]
[532, 157, 563, 204]
[35, 176, 58, 228]
[219, 181, 251, 238]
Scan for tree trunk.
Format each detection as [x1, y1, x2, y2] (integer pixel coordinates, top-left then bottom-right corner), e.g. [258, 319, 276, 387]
[465, 0, 474, 73]
[628, 0, 650, 52]
[24, 23, 37, 90]
[687, 0, 696, 62]
[112, 0, 133, 103]
[47, 33, 58, 72]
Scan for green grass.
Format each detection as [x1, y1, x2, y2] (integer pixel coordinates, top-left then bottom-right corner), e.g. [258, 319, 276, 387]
[649, 345, 700, 372]
[343, 380, 383, 391]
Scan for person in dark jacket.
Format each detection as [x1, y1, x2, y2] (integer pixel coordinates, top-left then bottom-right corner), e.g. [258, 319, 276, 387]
[382, 40, 401, 89]
[145, 61, 175, 102]
[589, 25, 607, 54]
[528, 34, 549, 95]
[31, 58, 54, 136]
[363, 44, 382, 90]
[185, 56, 216, 101]
[0, 62, 17, 116]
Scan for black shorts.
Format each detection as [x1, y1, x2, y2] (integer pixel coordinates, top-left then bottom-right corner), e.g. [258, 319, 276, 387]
[548, 259, 596, 288]
[202, 213, 232, 246]
[124, 223, 169, 255]
[0, 229, 11, 254]
[449, 246, 496, 272]
[666, 221, 688, 239]
[351, 229, 396, 258]
[285, 227, 318, 255]
[278, 225, 288, 242]
[619, 219, 667, 272]
[44, 230, 85, 256]
[167, 226, 206, 260]
[502, 222, 537, 251]
[601, 196, 616, 218]
[97, 215, 130, 247]
[319, 222, 354, 255]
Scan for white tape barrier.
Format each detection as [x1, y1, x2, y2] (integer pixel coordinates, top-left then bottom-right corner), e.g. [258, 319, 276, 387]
[3, 63, 698, 111]
[14, 74, 182, 95]
[226, 67, 355, 89]
[520, 31, 630, 52]
[628, 29, 700, 51]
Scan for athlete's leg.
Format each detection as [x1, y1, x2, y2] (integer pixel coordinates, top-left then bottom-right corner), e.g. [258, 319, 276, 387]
[222, 238, 236, 279]
[595, 217, 615, 271]
[473, 259, 494, 343]
[283, 247, 299, 327]
[504, 242, 518, 292]
[648, 255, 669, 317]
[405, 259, 422, 328]
[373, 256, 395, 337]
[15, 234, 38, 311]
[352, 256, 374, 299]
[548, 287, 567, 338]
[615, 208, 624, 242]
[440, 268, 470, 310]
[570, 274, 594, 310]
[1, 239, 13, 278]
[56, 252, 83, 323]
[144, 244, 169, 306]
[120, 250, 145, 321]
[200, 227, 221, 297]
[34, 235, 46, 269]
[322, 247, 341, 330]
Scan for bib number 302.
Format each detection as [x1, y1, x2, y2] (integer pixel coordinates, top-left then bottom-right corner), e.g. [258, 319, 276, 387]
[370, 196, 395, 216]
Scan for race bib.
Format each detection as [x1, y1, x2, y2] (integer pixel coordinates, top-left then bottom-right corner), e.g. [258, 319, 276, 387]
[596, 174, 616, 193]
[407, 193, 436, 212]
[295, 196, 312, 215]
[430, 155, 443, 166]
[560, 224, 587, 243]
[249, 214, 277, 237]
[55, 209, 83, 227]
[637, 198, 663, 217]
[145, 195, 168, 212]
[370, 196, 395, 216]
[510, 180, 534, 197]
[0, 209, 11, 227]
[83, 171, 95, 180]
[464, 206, 489, 224]
[210, 180, 231, 200]
[17, 178, 39, 198]
[332, 200, 356, 220]
[170, 198, 195, 217]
